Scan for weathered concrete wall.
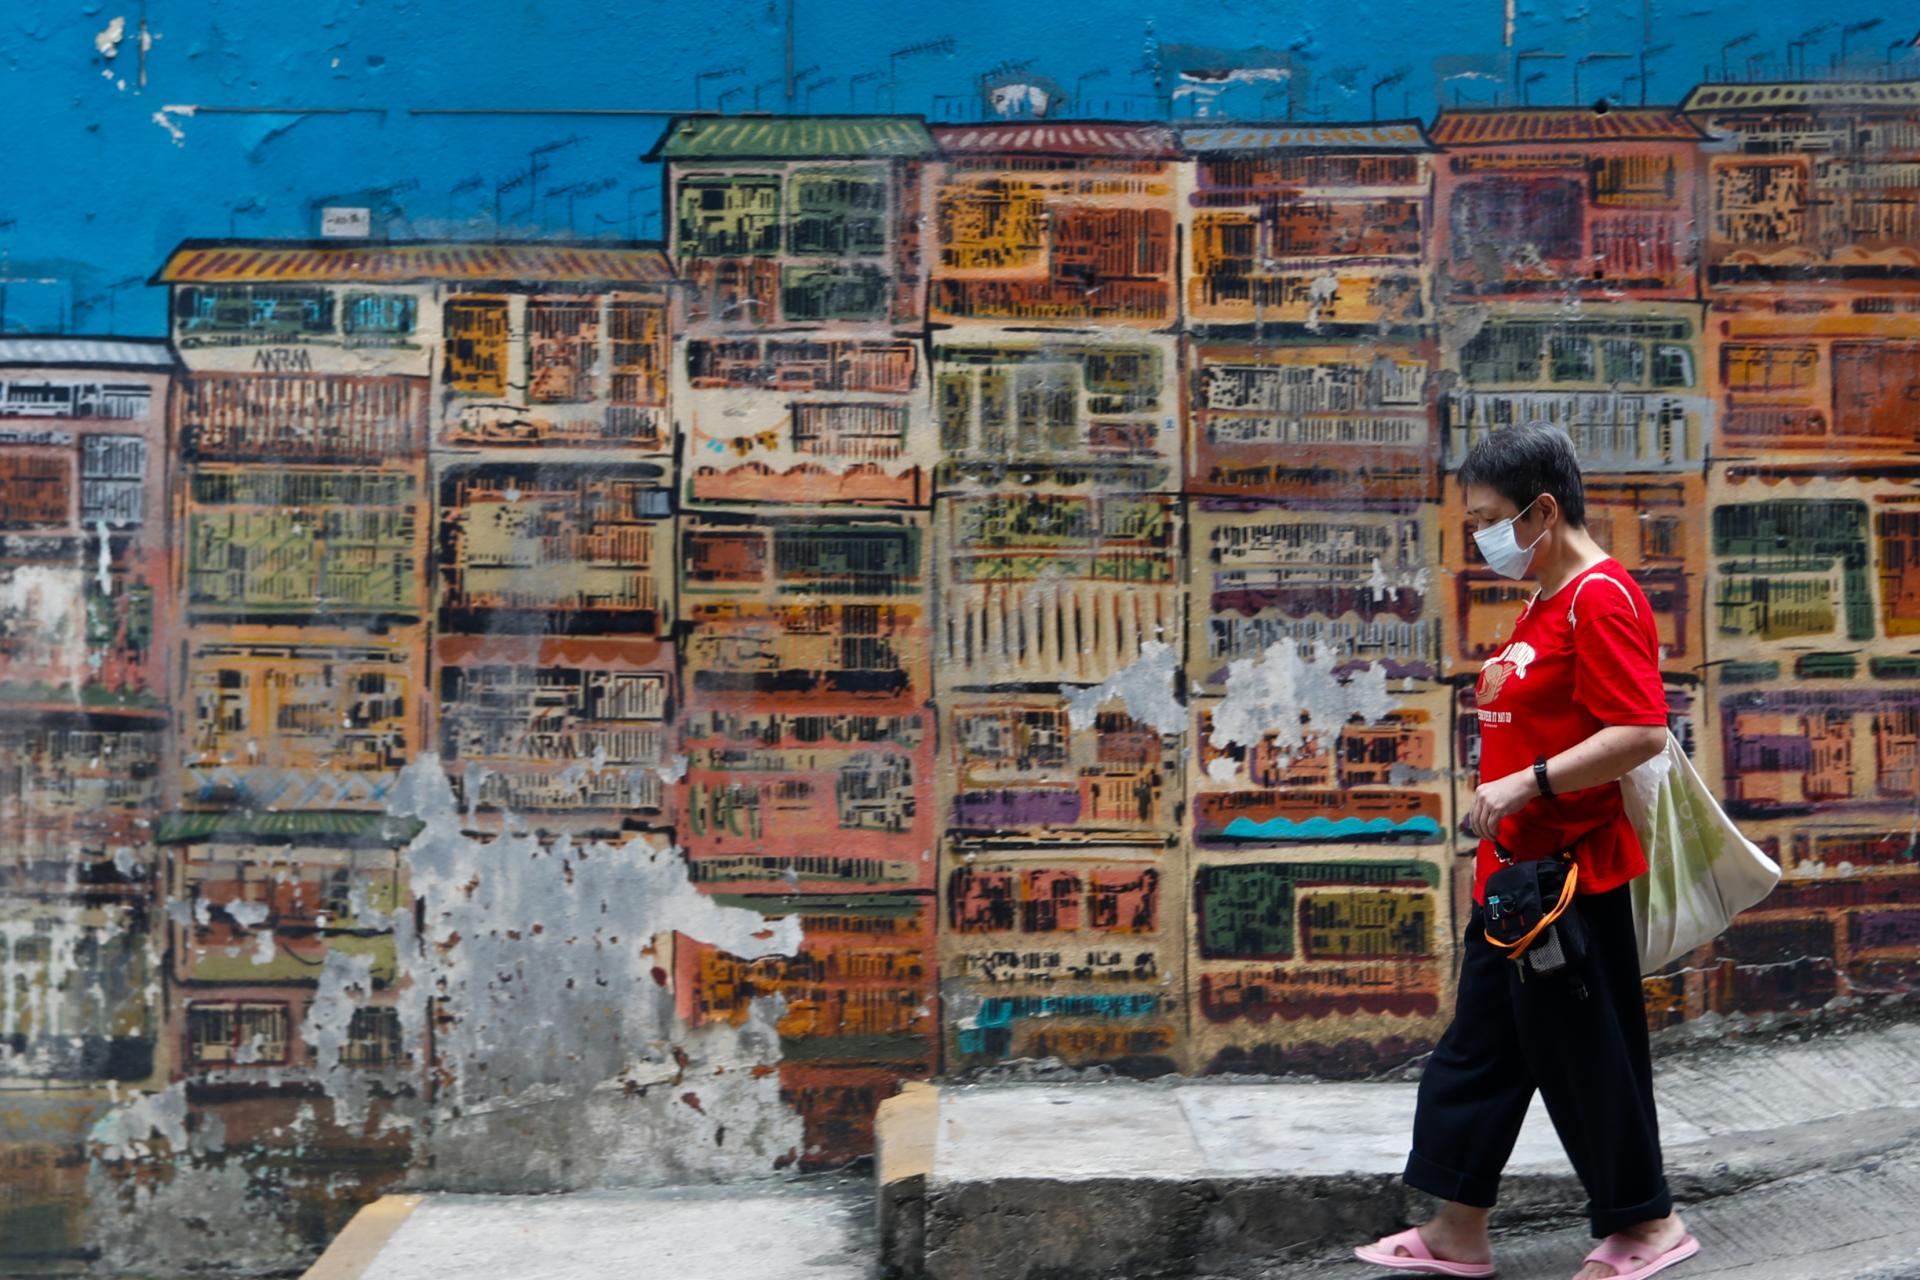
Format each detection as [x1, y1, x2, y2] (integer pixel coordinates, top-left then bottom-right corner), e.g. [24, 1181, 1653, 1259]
[3, 1, 1918, 1274]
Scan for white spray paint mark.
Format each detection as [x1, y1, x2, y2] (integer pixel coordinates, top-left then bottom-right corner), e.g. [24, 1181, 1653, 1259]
[1061, 640, 1185, 735]
[95, 16, 125, 58]
[1208, 639, 1397, 751]
[1206, 756, 1242, 784]
[654, 752, 690, 784]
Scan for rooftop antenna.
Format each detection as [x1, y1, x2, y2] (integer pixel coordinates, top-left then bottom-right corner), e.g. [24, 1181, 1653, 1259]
[801, 73, 836, 111]
[494, 172, 529, 230]
[548, 177, 616, 233]
[1636, 44, 1671, 104]
[1371, 67, 1409, 120]
[1790, 24, 1834, 78]
[448, 173, 486, 221]
[890, 37, 956, 112]
[228, 197, 264, 238]
[695, 65, 746, 110]
[785, 0, 796, 107]
[527, 136, 584, 219]
[1514, 48, 1563, 101]
[1076, 69, 1112, 116]
[1573, 52, 1630, 104]
[850, 70, 883, 110]
[1841, 19, 1885, 67]
[753, 74, 785, 111]
[1721, 31, 1758, 82]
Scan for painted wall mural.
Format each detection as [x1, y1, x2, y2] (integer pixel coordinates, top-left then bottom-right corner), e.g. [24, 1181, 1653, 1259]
[3, 2, 1920, 1271]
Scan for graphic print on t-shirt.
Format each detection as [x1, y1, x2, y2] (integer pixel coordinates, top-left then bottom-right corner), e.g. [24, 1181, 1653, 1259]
[1474, 638, 1536, 713]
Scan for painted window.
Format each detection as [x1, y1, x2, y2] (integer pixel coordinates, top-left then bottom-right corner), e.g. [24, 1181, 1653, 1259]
[443, 297, 509, 396]
[342, 291, 418, 342]
[677, 176, 781, 256]
[79, 434, 146, 526]
[1722, 344, 1818, 394]
[175, 285, 334, 341]
[338, 1007, 403, 1068]
[788, 171, 887, 256]
[780, 265, 890, 321]
[527, 298, 600, 404]
[185, 1001, 290, 1066]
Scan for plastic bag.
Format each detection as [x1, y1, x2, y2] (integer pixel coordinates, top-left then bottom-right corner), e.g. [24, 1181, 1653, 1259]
[1620, 731, 1782, 976]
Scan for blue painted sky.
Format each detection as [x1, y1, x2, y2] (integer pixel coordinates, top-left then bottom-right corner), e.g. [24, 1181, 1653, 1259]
[0, 0, 1907, 335]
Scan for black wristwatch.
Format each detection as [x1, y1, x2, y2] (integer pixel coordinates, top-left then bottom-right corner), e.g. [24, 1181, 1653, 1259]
[1533, 755, 1555, 799]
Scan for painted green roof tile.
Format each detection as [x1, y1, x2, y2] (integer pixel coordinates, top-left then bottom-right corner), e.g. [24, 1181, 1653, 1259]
[156, 810, 426, 845]
[650, 115, 937, 160]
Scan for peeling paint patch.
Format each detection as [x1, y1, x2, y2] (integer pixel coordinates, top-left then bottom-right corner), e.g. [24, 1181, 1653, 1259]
[94, 16, 125, 59]
[86, 1157, 300, 1275]
[299, 950, 378, 1129]
[1061, 640, 1185, 735]
[1208, 639, 1397, 751]
[152, 103, 195, 145]
[88, 1081, 189, 1162]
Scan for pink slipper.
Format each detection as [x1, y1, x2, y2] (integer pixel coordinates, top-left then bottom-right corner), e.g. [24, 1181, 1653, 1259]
[1354, 1226, 1497, 1277]
[1581, 1233, 1700, 1280]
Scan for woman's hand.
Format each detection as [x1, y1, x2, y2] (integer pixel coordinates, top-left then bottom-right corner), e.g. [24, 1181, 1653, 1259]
[1469, 769, 1540, 842]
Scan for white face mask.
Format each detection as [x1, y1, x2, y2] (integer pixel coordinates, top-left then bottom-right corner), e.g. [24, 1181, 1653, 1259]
[1473, 497, 1546, 580]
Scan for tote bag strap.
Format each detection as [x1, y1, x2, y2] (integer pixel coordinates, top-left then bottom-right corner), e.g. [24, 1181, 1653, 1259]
[1564, 570, 1638, 626]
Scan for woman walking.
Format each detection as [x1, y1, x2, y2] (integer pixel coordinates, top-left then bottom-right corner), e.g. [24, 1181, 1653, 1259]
[1355, 424, 1699, 1280]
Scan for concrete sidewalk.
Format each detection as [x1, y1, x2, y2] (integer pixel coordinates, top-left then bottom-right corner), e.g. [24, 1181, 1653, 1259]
[302, 1179, 874, 1280]
[298, 1019, 1920, 1280]
[878, 1020, 1920, 1279]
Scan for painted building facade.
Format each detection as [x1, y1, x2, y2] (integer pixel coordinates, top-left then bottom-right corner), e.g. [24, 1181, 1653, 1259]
[5, 68, 1920, 1272]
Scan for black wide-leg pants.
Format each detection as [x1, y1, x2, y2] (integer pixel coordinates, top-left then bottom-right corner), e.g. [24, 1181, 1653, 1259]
[1404, 883, 1673, 1239]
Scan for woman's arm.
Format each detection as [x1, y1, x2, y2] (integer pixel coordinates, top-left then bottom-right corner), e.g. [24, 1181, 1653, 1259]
[1468, 723, 1666, 840]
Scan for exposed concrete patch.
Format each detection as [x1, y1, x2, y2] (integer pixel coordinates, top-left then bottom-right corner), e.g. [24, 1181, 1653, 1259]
[86, 1155, 305, 1275]
[391, 756, 808, 1191]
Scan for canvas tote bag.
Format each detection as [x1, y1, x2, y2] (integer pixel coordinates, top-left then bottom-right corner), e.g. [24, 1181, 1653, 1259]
[1619, 732, 1782, 975]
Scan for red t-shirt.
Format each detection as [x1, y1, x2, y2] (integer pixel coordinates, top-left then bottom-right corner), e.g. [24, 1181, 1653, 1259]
[1472, 559, 1667, 904]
